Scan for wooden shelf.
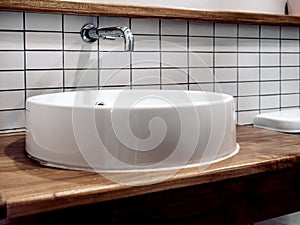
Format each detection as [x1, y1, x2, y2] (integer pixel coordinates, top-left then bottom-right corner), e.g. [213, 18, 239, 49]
[2, 0, 300, 26]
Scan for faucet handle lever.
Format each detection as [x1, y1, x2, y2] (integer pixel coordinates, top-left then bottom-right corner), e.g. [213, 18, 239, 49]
[103, 36, 117, 40]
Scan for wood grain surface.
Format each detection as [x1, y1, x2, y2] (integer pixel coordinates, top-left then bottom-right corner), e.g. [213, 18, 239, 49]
[1, 126, 300, 223]
[2, 0, 300, 26]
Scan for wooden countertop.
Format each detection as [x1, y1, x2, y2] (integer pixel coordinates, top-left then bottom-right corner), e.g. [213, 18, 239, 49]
[1, 126, 300, 223]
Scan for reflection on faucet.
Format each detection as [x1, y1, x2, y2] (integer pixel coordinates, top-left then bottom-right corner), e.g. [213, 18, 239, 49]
[80, 23, 134, 51]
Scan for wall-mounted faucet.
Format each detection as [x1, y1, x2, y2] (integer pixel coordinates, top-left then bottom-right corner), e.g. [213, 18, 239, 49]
[80, 24, 134, 51]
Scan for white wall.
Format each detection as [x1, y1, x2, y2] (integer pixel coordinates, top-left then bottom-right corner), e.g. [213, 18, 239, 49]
[0, 11, 299, 132]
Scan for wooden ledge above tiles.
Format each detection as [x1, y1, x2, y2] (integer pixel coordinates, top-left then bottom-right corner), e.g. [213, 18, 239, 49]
[2, 0, 300, 26]
[1, 126, 300, 225]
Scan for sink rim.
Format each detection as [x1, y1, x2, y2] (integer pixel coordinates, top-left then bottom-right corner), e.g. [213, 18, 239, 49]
[26, 89, 234, 109]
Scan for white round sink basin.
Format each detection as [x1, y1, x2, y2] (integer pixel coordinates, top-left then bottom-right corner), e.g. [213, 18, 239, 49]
[26, 90, 239, 173]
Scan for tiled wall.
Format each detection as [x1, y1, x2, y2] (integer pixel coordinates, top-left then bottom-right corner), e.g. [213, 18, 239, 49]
[0, 10, 300, 132]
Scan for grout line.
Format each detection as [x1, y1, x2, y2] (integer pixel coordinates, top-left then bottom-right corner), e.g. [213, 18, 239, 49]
[2, 65, 300, 73]
[187, 21, 190, 90]
[23, 12, 27, 106]
[236, 24, 240, 124]
[212, 22, 216, 93]
[159, 19, 162, 90]
[129, 18, 133, 89]
[279, 26, 282, 111]
[0, 28, 299, 41]
[62, 15, 65, 92]
[97, 16, 100, 89]
[0, 108, 26, 112]
[258, 24, 262, 114]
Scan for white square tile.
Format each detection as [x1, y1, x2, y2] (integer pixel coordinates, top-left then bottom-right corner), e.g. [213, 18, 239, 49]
[26, 70, 63, 88]
[238, 96, 259, 110]
[281, 54, 299, 66]
[100, 52, 130, 69]
[260, 67, 280, 80]
[281, 40, 299, 52]
[189, 37, 213, 52]
[161, 19, 187, 35]
[261, 95, 279, 109]
[261, 54, 280, 66]
[281, 94, 299, 108]
[238, 25, 259, 38]
[189, 68, 214, 83]
[0, 52, 24, 70]
[0, 110, 25, 130]
[131, 18, 159, 34]
[281, 26, 299, 39]
[162, 84, 188, 90]
[215, 38, 237, 52]
[161, 36, 187, 51]
[189, 21, 213, 36]
[260, 109, 279, 114]
[237, 111, 259, 125]
[238, 39, 259, 52]
[132, 69, 160, 85]
[26, 51, 63, 69]
[132, 52, 160, 68]
[162, 69, 187, 84]
[261, 81, 280, 95]
[64, 33, 97, 51]
[65, 70, 98, 87]
[161, 52, 187, 68]
[100, 69, 130, 86]
[0, 71, 24, 90]
[0, 32, 23, 50]
[238, 68, 259, 81]
[261, 39, 280, 52]
[26, 32, 62, 50]
[281, 67, 299, 80]
[238, 53, 259, 67]
[215, 83, 237, 96]
[281, 80, 299, 94]
[0, 91, 24, 109]
[0, 11, 23, 30]
[65, 51, 98, 69]
[64, 15, 98, 32]
[261, 25, 280, 38]
[134, 36, 159, 51]
[215, 53, 237, 67]
[189, 53, 213, 67]
[238, 82, 259, 96]
[25, 13, 62, 31]
[99, 17, 129, 28]
[26, 89, 63, 98]
[189, 83, 214, 92]
[99, 38, 124, 51]
[215, 68, 237, 82]
[215, 23, 237, 37]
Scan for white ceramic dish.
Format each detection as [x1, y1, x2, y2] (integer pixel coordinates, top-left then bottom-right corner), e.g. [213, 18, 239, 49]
[254, 109, 300, 133]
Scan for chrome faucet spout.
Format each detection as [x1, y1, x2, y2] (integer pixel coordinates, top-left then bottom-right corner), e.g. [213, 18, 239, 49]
[80, 24, 134, 51]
